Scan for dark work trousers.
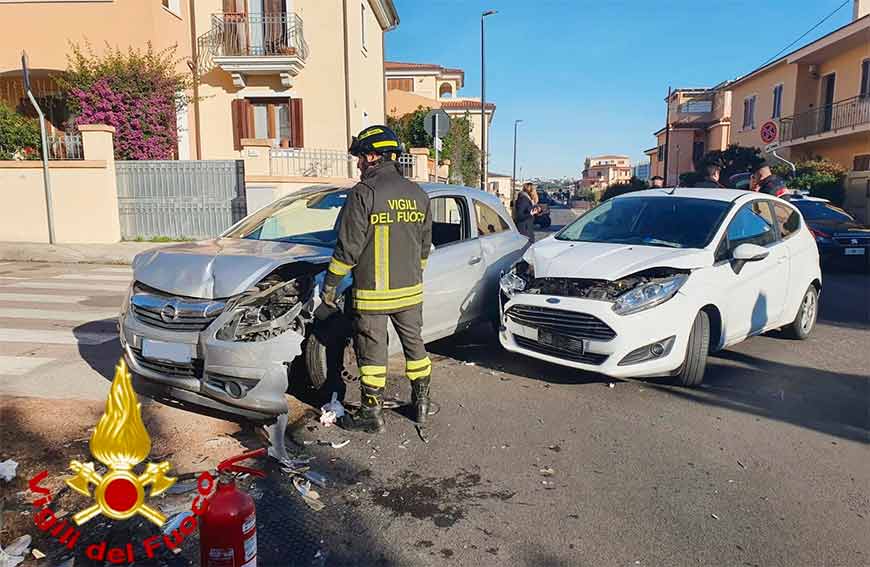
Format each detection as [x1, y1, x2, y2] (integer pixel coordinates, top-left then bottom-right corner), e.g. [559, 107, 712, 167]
[351, 304, 431, 389]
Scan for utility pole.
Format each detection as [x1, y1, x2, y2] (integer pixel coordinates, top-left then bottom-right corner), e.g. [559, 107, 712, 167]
[663, 86, 672, 186]
[511, 119, 522, 203]
[480, 9, 497, 192]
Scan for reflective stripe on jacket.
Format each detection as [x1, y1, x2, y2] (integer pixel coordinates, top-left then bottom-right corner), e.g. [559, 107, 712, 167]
[325, 161, 432, 314]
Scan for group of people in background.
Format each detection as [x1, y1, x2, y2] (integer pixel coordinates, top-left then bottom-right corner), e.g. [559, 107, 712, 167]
[656, 159, 789, 197]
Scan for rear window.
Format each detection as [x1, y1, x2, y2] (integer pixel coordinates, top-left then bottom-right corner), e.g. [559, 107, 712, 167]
[792, 200, 854, 223]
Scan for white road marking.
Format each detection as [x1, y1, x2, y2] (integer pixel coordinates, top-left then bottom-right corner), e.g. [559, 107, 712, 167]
[0, 276, 27, 280]
[0, 355, 54, 375]
[3, 282, 128, 292]
[0, 293, 87, 304]
[53, 274, 132, 282]
[90, 267, 134, 274]
[0, 308, 118, 322]
[0, 328, 117, 345]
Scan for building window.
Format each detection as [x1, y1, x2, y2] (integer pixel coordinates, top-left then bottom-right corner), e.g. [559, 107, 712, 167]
[439, 83, 453, 98]
[679, 100, 713, 113]
[854, 154, 870, 171]
[361, 3, 367, 51]
[387, 78, 413, 92]
[692, 142, 705, 164]
[231, 98, 304, 150]
[742, 96, 756, 129]
[162, 0, 181, 16]
[772, 85, 783, 118]
[860, 59, 870, 97]
[657, 145, 666, 162]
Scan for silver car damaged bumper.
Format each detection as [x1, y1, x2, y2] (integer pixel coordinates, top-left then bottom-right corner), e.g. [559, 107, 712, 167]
[119, 297, 306, 422]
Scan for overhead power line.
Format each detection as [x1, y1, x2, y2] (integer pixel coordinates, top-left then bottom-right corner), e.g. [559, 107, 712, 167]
[759, 0, 850, 68]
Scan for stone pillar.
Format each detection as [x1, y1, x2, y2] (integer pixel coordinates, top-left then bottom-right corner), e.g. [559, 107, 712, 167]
[410, 148, 429, 182]
[241, 139, 273, 176]
[73, 124, 121, 242]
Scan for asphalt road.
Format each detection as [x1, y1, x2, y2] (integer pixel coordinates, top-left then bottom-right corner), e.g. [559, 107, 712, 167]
[0, 225, 867, 566]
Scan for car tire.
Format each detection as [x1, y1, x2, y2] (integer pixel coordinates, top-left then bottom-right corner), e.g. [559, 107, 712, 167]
[673, 310, 710, 387]
[782, 285, 818, 340]
[303, 314, 358, 390]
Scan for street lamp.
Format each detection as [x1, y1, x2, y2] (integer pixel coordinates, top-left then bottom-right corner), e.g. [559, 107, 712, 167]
[511, 119, 523, 203]
[480, 9, 497, 192]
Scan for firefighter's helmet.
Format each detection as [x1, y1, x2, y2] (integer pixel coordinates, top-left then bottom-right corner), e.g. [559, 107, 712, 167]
[349, 125, 400, 158]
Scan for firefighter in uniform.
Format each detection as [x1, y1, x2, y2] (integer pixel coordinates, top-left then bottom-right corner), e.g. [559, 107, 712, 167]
[321, 125, 433, 434]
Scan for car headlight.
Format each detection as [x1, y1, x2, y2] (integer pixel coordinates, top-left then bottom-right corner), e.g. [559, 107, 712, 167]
[217, 276, 312, 342]
[500, 262, 533, 298]
[612, 274, 688, 316]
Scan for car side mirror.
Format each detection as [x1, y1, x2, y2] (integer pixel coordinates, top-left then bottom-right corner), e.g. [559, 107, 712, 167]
[731, 243, 769, 274]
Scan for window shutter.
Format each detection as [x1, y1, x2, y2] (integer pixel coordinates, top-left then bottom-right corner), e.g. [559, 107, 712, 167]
[231, 99, 253, 151]
[290, 98, 304, 148]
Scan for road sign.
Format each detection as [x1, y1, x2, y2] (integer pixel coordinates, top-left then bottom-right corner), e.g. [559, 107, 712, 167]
[423, 109, 450, 138]
[434, 137, 443, 151]
[760, 121, 778, 144]
[764, 142, 780, 153]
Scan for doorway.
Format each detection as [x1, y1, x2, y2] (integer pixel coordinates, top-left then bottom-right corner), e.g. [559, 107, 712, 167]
[820, 73, 836, 133]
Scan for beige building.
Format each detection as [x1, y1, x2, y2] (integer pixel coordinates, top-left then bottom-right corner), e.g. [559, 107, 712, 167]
[487, 172, 513, 209]
[581, 155, 632, 192]
[728, 5, 869, 174]
[385, 61, 496, 167]
[645, 87, 732, 185]
[0, 0, 399, 160]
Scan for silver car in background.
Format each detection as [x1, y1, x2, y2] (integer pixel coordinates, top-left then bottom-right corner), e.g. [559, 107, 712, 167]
[119, 184, 526, 421]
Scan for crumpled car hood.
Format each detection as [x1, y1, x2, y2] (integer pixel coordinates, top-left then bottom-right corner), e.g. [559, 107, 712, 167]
[525, 238, 709, 280]
[132, 238, 332, 299]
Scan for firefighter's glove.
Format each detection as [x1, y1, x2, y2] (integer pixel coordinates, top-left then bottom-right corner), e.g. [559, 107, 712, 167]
[321, 284, 338, 308]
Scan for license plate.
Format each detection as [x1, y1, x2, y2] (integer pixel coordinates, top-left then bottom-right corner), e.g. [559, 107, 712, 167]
[844, 247, 865, 256]
[141, 339, 194, 364]
[539, 330, 585, 354]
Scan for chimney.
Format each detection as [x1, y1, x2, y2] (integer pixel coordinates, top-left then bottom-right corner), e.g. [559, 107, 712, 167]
[855, 0, 870, 20]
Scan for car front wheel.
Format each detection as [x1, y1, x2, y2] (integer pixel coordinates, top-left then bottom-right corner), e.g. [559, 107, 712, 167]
[783, 285, 818, 340]
[673, 310, 710, 387]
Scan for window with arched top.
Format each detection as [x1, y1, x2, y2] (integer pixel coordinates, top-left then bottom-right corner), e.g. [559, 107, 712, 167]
[439, 83, 453, 98]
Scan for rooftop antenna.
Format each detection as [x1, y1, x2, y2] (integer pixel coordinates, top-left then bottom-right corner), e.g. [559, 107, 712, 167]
[665, 145, 680, 195]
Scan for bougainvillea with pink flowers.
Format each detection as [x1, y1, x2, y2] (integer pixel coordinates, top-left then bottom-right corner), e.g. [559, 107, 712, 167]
[58, 42, 192, 160]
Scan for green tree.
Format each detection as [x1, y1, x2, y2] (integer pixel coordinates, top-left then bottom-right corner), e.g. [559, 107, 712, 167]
[387, 107, 432, 150]
[681, 144, 765, 187]
[601, 176, 648, 201]
[0, 102, 41, 160]
[442, 113, 481, 187]
[773, 158, 846, 204]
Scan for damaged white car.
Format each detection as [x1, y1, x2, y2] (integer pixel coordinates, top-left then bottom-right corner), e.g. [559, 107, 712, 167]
[119, 184, 525, 423]
[499, 188, 822, 386]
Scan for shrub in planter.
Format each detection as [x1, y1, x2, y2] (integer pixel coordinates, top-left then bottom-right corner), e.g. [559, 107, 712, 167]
[774, 158, 847, 205]
[0, 103, 41, 160]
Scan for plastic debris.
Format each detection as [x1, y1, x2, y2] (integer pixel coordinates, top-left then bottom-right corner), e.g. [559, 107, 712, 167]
[32, 549, 45, 560]
[462, 361, 476, 366]
[539, 467, 555, 477]
[331, 440, 350, 449]
[711, 513, 720, 520]
[0, 534, 31, 567]
[320, 393, 346, 427]
[304, 471, 328, 489]
[0, 459, 18, 482]
[293, 477, 325, 511]
[737, 460, 746, 469]
[416, 425, 430, 444]
[608, 383, 615, 389]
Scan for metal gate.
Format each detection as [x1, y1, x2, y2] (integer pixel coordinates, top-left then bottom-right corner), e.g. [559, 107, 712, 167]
[116, 160, 246, 240]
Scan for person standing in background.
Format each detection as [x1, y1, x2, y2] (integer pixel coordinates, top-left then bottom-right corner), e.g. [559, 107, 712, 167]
[513, 182, 541, 242]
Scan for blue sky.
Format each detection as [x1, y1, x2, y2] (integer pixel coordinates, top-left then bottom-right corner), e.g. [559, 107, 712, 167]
[386, 0, 854, 179]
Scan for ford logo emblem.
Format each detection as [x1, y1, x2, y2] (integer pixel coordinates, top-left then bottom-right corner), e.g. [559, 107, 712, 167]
[546, 297, 560, 304]
[160, 302, 179, 322]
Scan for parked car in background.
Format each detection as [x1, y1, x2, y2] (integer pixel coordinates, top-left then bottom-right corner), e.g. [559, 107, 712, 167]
[499, 188, 821, 386]
[119, 184, 526, 422]
[787, 194, 870, 266]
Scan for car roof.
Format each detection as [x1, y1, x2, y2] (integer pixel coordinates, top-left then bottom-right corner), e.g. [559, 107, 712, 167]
[616, 187, 753, 202]
[291, 182, 504, 208]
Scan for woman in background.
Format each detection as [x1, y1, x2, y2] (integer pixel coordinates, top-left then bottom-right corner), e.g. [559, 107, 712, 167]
[513, 182, 541, 242]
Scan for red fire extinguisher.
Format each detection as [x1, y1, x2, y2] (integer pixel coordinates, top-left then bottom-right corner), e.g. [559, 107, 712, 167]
[200, 448, 267, 567]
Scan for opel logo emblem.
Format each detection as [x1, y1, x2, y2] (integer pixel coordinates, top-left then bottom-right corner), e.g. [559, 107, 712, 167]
[160, 302, 178, 322]
[546, 297, 560, 304]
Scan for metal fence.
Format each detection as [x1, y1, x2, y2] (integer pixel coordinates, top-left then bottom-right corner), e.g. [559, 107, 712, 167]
[46, 133, 83, 160]
[780, 95, 870, 142]
[116, 160, 246, 240]
[397, 153, 416, 179]
[270, 148, 355, 178]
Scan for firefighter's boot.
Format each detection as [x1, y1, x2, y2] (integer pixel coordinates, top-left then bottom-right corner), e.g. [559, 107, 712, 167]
[411, 376, 431, 424]
[339, 384, 385, 434]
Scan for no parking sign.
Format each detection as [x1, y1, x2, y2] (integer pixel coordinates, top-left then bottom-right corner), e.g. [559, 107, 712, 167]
[760, 121, 778, 144]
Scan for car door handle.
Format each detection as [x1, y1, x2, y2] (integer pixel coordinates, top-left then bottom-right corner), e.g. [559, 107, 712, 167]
[469, 256, 482, 265]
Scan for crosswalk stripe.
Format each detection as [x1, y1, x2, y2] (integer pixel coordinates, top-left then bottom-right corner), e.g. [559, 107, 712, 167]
[53, 274, 132, 282]
[91, 267, 133, 274]
[3, 281, 128, 292]
[0, 355, 54, 375]
[0, 328, 117, 345]
[0, 293, 88, 304]
[0, 276, 27, 280]
[0, 308, 118, 322]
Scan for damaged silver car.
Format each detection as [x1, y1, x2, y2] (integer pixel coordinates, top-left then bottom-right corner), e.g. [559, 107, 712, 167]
[119, 184, 526, 423]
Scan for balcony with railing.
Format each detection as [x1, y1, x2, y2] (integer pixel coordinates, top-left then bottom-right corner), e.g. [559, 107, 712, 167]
[196, 12, 309, 88]
[780, 95, 870, 144]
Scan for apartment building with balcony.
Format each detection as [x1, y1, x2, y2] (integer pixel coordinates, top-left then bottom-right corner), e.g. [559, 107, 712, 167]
[644, 87, 732, 185]
[580, 155, 632, 193]
[385, 61, 496, 165]
[728, 2, 869, 174]
[0, 0, 399, 162]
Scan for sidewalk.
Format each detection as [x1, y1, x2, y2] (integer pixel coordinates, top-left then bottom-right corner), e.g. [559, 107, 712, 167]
[0, 241, 175, 265]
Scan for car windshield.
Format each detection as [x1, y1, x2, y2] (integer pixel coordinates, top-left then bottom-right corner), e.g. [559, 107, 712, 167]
[556, 196, 731, 249]
[224, 189, 348, 246]
[792, 200, 855, 222]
